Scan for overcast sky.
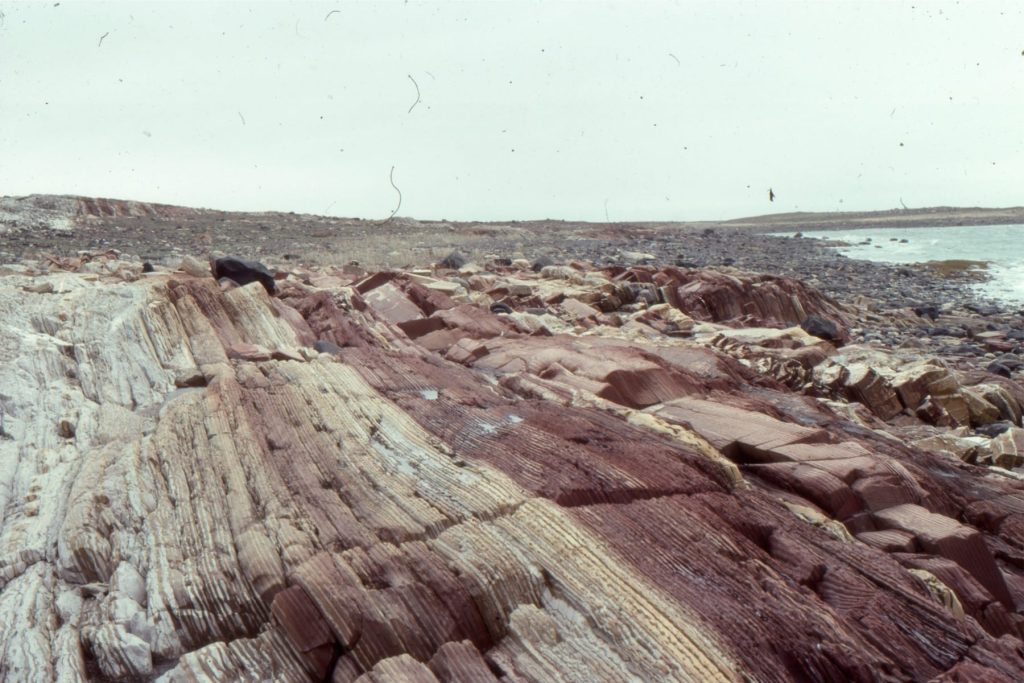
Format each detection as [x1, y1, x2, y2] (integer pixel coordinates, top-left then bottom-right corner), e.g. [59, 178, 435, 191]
[1, 0, 1022, 221]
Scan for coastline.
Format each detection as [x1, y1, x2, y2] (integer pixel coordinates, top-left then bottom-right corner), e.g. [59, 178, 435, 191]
[722, 206, 1024, 232]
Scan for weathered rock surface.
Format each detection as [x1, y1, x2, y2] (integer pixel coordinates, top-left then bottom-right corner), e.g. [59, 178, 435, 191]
[2, 252, 1024, 682]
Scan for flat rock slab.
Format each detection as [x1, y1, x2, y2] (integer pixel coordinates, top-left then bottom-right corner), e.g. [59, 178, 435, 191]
[363, 281, 424, 325]
[874, 504, 1015, 608]
[649, 396, 829, 458]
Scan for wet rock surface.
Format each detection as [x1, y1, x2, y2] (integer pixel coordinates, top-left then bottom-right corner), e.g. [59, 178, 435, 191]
[2, 198, 1024, 681]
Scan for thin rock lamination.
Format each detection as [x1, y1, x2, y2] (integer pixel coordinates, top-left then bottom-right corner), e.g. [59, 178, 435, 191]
[0, 255, 1023, 682]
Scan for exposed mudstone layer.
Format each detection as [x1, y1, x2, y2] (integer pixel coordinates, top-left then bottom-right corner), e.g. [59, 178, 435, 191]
[2, 251, 1024, 682]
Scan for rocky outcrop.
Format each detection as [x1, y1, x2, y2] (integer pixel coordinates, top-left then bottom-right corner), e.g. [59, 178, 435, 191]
[2, 253, 1024, 681]
[636, 266, 850, 340]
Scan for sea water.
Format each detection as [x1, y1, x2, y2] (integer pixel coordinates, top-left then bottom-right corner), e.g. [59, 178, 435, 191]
[781, 224, 1024, 307]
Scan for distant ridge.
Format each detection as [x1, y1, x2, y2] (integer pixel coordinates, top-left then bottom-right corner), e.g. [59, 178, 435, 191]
[3, 193, 1023, 232]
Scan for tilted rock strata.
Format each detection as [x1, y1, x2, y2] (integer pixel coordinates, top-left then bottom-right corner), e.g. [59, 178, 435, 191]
[1, 256, 1023, 681]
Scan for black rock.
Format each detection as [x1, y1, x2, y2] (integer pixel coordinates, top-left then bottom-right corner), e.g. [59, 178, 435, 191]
[1007, 329, 1024, 341]
[943, 344, 984, 356]
[675, 260, 699, 268]
[720, 257, 735, 266]
[213, 257, 277, 294]
[975, 422, 1012, 438]
[439, 251, 466, 269]
[491, 257, 513, 267]
[966, 303, 1000, 316]
[995, 354, 1022, 370]
[913, 304, 940, 320]
[532, 255, 554, 272]
[986, 362, 1013, 378]
[490, 302, 514, 314]
[800, 315, 840, 342]
[314, 340, 345, 355]
[141, 262, 154, 273]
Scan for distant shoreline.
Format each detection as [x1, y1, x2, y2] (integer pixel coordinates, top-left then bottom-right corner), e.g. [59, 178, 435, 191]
[718, 206, 1024, 232]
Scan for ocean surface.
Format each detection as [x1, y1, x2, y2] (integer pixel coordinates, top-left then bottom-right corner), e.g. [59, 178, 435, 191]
[780, 224, 1024, 307]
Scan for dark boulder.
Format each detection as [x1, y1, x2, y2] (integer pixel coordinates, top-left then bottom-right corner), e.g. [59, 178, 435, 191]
[532, 255, 554, 272]
[439, 251, 466, 270]
[800, 315, 840, 342]
[913, 305, 940, 320]
[141, 262, 154, 273]
[490, 302, 514, 314]
[975, 422, 1012, 438]
[213, 257, 277, 294]
[986, 362, 1013, 379]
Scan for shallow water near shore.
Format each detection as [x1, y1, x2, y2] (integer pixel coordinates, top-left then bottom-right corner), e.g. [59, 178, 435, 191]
[779, 224, 1024, 306]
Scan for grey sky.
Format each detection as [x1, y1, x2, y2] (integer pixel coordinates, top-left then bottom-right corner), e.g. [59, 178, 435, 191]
[1, 0, 1022, 221]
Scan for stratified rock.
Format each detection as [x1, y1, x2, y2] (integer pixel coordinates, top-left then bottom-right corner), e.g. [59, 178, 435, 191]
[179, 254, 210, 278]
[926, 371, 971, 426]
[81, 623, 153, 679]
[873, 503, 1014, 607]
[3, 257, 1024, 682]
[891, 364, 945, 411]
[843, 364, 903, 420]
[644, 267, 849, 340]
[962, 386, 1002, 426]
